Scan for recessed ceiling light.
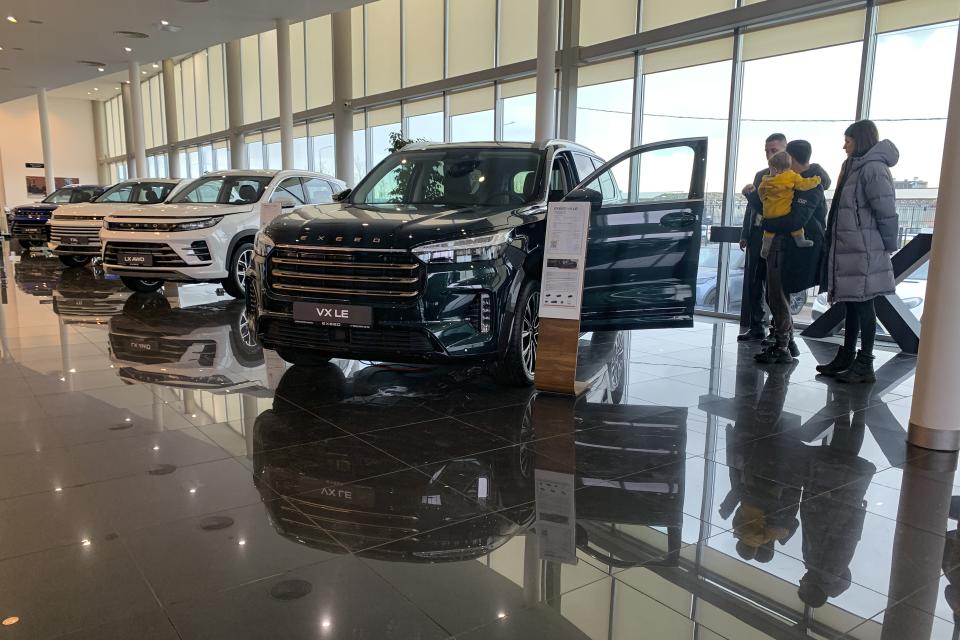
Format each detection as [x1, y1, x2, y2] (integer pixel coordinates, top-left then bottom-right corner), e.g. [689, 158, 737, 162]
[160, 20, 169, 26]
[6, 16, 17, 24]
[97, 67, 105, 72]
[141, 70, 146, 75]
[87, 92, 91, 95]
[94, 87, 99, 91]
[152, 63, 159, 68]
[124, 47, 133, 53]
[115, 86, 120, 90]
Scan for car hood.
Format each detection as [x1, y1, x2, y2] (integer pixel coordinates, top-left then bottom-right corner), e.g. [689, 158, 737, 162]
[52, 202, 145, 219]
[264, 202, 542, 250]
[106, 203, 255, 220]
[12, 203, 58, 214]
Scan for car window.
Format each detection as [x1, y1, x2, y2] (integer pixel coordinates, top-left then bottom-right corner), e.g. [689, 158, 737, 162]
[272, 177, 306, 204]
[302, 178, 334, 204]
[172, 176, 272, 204]
[572, 153, 596, 183]
[71, 189, 98, 203]
[99, 185, 133, 203]
[42, 188, 76, 204]
[549, 158, 570, 202]
[353, 149, 543, 207]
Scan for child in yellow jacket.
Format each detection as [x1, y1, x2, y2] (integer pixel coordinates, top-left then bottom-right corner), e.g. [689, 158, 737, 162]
[759, 151, 821, 258]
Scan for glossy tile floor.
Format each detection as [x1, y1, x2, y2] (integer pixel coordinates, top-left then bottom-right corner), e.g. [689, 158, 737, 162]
[0, 247, 955, 640]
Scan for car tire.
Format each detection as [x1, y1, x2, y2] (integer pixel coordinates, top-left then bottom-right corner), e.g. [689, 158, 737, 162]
[276, 348, 331, 366]
[494, 279, 540, 387]
[222, 241, 254, 299]
[122, 292, 171, 315]
[230, 304, 264, 367]
[58, 255, 91, 268]
[120, 276, 164, 294]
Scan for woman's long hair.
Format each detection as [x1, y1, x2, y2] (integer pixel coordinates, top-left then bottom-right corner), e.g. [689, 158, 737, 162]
[844, 120, 880, 157]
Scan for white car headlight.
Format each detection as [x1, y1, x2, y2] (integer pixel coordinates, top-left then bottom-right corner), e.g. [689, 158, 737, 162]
[413, 230, 513, 264]
[170, 216, 222, 232]
[254, 232, 275, 257]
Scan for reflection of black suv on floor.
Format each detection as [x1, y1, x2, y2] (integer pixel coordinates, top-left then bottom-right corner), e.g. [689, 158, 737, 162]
[250, 139, 707, 384]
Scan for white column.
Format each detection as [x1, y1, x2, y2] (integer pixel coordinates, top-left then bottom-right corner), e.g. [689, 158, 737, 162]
[332, 9, 354, 187]
[162, 59, 181, 178]
[120, 83, 136, 178]
[91, 101, 110, 185]
[909, 28, 960, 451]
[36, 89, 55, 195]
[276, 18, 295, 170]
[127, 61, 147, 179]
[534, 0, 559, 143]
[225, 39, 246, 170]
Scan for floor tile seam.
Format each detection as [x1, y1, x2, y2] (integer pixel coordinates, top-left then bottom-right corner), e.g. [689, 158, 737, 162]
[275, 495, 356, 557]
[356, 556, 467, 638]
[439, 401, 528, 420]
[443, 413, 527, 446]
[271, 391, 448, 432]
[0, 421, 200, 459]
[0, 448, 237, 505]
[353, 423, 527, 468]
[29, 379, 149, 398]
[838, 570, 957, 637]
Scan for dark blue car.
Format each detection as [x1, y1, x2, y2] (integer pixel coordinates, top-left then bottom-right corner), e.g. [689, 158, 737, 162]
[7, 184, 104, 250]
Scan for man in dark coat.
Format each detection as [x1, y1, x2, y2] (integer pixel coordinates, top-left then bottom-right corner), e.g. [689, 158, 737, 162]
[746, 140, 830, 362]
[738, 133, 787, 342]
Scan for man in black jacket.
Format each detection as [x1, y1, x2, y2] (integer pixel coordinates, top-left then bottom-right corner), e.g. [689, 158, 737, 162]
[738, 133, 787, 342]
[751, 140, 830, 363]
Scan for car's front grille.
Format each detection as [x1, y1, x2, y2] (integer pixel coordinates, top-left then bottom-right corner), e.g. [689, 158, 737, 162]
[55, 215, 105, 222]
[103, 242, 188, 267]
[261, 318, 434, 354]
[267, 246, 422, 301]
[109, 333, 216, 365]
[11, 220, 49, 238]
[53, 298, 124, 318]
[50, 225, 101, 246]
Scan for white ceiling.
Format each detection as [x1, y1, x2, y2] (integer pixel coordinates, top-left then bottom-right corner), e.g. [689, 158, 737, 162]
[0, 0, 362, 104]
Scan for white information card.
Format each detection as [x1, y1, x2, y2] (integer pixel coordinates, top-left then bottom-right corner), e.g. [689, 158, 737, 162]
[534, 468, 578, 565]
[539, 201, 590, 321]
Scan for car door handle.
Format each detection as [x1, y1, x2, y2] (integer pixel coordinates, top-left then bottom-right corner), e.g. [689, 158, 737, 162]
[660, 212, 698, 229]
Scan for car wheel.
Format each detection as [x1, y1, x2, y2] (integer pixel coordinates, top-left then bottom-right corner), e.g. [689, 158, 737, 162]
[122, 292, 171, 315]
[789, 290, 808, 315]
[120, 276, 164, 293]
[230, 304, 264, 367]
[494, 280, 540, 386]
[275, 348, 331, 366]
[222, 242, 254, 299]
[58, 255, 91, 268]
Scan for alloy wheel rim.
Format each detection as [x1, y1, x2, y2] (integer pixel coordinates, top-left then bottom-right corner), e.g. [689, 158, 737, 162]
[237, 312, 256, 348]
[521, 291, 540, 378]
[236, 248, 254, 288]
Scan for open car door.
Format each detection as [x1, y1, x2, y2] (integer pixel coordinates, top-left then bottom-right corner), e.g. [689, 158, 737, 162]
[565, 137, 708, 331]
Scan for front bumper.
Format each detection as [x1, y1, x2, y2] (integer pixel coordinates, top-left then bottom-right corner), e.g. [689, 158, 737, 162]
[100, 225, 231, 282]
[250, 247, 524, 362]
[48, 220, 103, 256]
[10, 219, 50, 242]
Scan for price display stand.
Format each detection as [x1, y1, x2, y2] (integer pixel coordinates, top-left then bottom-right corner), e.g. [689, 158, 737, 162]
[535, 201, 591, 397]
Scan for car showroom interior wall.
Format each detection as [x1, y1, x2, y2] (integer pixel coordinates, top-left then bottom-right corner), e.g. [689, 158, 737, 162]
[0, 96, 99, 208]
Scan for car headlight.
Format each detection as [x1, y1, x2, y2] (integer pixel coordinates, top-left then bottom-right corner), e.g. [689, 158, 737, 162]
[170, 216, 222, 232]
[901, 296, 923, 309]
[816, 292, 829, 306]
[413, 230, 513, 264]
[254, 232, 275, 257]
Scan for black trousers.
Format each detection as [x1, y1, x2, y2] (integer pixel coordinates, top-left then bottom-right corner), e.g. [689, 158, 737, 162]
[765, 237, 793, 348]
[843, 299, 877, 355]
[743, 227, 768, 333]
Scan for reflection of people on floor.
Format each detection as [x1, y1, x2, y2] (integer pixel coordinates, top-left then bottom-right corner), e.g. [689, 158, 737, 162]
[720, 357, 803, 563]
[796, 380, 877, 607]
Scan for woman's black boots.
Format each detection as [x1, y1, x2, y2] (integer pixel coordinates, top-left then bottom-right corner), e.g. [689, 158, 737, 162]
[835, 351, 877, 384]
[816, 347, 856, 377]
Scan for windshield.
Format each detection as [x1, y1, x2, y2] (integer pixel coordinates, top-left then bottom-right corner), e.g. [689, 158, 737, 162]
[43, 187, 98, 204]
[94, 182, 176, 205]
[171, 176, 272, 205]
[352, 148, 544, 207]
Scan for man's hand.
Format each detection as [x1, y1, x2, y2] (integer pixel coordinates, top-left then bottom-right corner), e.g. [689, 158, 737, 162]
[742, 184, 756, 196]
[739, 240, 747, 251]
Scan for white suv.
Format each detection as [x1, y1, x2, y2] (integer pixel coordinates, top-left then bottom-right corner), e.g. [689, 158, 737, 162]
[48, 179, 183, 268]
[101, 170, 345, 297]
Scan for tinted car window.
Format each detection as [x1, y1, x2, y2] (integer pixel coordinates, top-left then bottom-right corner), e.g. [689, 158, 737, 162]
[272, 177, 306, 204]
[572, 153, 596, 182]
[43, 188, 79, 204]
[99, 185, 134, 203]
[303, 178, 334, 203]
[172, 176, 272, 204]
[353, 149, 543, 207]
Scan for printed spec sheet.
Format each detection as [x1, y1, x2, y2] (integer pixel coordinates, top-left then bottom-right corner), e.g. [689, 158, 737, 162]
[539, 201, 590, 320]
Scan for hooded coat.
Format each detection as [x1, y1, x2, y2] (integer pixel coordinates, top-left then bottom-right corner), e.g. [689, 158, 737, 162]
[825, 140, 900, 303]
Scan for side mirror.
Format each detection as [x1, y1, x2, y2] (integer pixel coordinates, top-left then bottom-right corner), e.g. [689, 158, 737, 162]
[332, 188, 352, 202]
[564, 188, 603, 213]
[277, 197, 298, 209]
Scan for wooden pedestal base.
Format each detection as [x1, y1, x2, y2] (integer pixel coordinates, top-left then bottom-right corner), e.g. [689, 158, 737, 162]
[535, 317, 590, 396]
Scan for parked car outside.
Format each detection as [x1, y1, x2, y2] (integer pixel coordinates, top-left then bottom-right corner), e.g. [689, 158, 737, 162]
[812, 261, 926, 334]
[48, 179, 182, 268]
[8, 184, 105, 250]
[249, 138, 708, 385]
[100, 170, 345, 297]
[696, 244, 807, 315]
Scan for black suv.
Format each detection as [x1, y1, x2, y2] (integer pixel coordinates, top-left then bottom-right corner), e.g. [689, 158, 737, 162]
[249, 138, 707, 384]
[7, 184, 104, 250]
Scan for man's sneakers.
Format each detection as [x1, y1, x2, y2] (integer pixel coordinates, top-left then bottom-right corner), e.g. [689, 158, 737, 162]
[754, 345, 797, 364]
[737, 329, 766, 342]
[760, 334, 800, 357]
